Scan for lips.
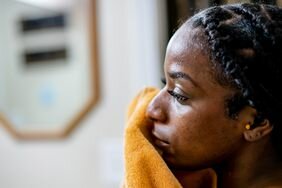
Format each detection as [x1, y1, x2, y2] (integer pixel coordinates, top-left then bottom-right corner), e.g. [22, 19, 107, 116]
[151, 130, 171, 152]
[153, 137, 170, 147]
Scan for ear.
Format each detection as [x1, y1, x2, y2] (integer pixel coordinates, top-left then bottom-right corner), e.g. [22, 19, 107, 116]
[243, 119, 273, 142]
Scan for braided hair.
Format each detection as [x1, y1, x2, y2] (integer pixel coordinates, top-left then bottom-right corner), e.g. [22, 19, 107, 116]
[188, 3, 282, 156]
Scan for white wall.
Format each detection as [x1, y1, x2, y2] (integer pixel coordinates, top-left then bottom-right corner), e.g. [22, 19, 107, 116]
[0, 0, 93, 130]
[0, 2, 9, 113]
[0, 0, 167, 188]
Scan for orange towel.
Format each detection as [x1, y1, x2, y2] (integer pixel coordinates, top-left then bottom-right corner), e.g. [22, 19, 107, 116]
[123, 87, 217, 188]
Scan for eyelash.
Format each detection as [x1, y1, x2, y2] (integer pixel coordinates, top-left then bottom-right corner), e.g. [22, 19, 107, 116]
[160, 78, 189, 102]
[167, 90, 188, 102]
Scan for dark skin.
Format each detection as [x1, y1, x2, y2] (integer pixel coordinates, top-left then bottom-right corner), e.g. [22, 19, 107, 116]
[146, 21, 282, 188]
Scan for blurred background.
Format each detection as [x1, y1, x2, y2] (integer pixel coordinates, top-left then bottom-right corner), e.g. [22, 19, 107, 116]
[0, 0, 280, 188]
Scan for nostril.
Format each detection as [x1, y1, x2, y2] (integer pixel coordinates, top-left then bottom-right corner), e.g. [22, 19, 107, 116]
[146, 102, 166, 122]
[146, 112, 157, 122]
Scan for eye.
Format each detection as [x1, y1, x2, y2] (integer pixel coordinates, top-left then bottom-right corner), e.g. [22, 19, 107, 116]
[167, 89, 189, 103]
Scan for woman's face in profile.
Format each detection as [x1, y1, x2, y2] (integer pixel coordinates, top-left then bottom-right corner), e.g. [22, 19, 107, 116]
[147, 23, 247, 169]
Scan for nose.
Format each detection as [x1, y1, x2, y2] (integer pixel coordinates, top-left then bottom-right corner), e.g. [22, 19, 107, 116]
[146, 91, 167, 122]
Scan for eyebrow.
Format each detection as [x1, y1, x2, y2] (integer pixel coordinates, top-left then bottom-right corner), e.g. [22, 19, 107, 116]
[168, 71, 199, 87]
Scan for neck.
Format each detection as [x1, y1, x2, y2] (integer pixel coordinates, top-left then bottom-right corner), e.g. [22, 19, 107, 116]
[215, 138, 280, 188]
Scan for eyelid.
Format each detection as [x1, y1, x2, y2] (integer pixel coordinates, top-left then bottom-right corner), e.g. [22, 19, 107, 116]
[167, 89, 189, 103]
[162, 77, 190, 103]
[174, 86, 188, 96]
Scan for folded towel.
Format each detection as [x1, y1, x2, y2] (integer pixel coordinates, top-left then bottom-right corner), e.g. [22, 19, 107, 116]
[123, 87, 217, 188]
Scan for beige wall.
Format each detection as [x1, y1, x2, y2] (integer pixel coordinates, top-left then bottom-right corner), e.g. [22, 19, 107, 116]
[0, 0, 167, 188]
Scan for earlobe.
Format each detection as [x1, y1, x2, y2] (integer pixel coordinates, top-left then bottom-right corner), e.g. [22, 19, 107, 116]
[243, 119, 273, 142]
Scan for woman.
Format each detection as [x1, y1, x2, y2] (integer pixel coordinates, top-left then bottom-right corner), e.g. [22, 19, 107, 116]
[146, 3, 282, 188]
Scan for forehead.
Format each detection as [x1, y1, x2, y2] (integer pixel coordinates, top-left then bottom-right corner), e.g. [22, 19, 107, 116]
[165, 24, 215, 84]
[167, 21, 207, 57]
[164, 24, 235, 99]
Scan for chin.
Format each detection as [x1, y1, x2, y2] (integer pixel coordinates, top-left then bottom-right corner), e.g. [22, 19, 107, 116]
[163, 156, 188, 170]
[162, 153, 181, 168]
[165, 157, 211, 171]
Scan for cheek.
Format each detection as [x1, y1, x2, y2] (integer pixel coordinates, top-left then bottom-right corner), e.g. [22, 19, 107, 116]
[168, 104, 242, 166]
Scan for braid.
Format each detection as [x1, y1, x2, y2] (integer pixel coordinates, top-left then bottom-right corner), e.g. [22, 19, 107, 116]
[200, 6, 256, 115]
[234, 4, 275, 53]
[189, 3, 282, 156]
